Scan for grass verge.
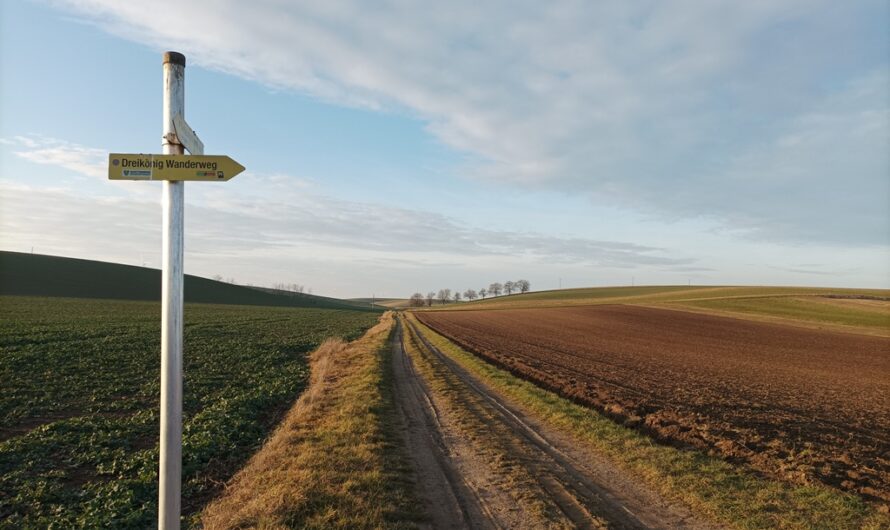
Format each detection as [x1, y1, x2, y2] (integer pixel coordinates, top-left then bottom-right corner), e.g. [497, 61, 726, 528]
[405, 313, 890, 529]
[200, 312, 422, 529]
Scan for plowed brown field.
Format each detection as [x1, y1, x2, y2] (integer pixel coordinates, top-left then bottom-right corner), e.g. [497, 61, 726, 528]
[416, 305, 890, 504]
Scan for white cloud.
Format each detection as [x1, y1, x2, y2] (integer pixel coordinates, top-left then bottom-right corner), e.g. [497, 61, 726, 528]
[50, 0, 888, 246]
[3, 134, 107, 179]
[620, 70, 890, 245]
[0, 178, 693, 271]
[4, 175, 887, 295]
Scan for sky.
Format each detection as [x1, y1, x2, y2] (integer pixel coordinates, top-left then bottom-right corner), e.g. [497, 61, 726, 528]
[1, 0, 888, 298]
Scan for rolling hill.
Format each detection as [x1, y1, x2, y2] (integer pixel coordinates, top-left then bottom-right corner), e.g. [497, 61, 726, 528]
[0, 251, 378, 311]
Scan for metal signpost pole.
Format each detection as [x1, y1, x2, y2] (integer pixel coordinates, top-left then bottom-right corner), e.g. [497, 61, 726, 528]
[160, 50, 185, 530]
[107, 52, 243, 528]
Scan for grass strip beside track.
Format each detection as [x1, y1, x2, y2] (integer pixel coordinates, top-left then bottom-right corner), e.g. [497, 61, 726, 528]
[201, 312, 422, 529]
[405, 313, 890, 529]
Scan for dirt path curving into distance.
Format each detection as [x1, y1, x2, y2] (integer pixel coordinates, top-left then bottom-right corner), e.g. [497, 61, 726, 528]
[391, 319, 496, 529]
[391, 317, 711, 529]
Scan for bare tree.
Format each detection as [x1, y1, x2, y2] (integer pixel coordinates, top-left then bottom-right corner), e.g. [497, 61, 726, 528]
[453, 291, 462, 302]
[426, 291, 436, 307]
[504, 280, 515, 295]
[437, 288, 451, 304]
[479, 288, 487, 299]
[517, 279, 530, 293]
[464, 289, 477, 301]
[409, 292, 426, 307]
[273, 282, 306, 297]
[489, 282, 502, 297]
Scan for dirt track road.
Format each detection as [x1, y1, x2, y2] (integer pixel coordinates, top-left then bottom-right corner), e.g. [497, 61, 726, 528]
[391, 318, 710, 529]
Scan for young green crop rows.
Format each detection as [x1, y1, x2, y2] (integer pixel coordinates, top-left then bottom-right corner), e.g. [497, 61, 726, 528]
[0, 296, 378, 529]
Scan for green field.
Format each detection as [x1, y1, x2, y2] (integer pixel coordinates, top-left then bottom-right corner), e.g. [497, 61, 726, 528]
[0, 296, 379, 528]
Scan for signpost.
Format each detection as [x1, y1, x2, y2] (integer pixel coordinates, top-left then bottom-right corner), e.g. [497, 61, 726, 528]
[108, 51, 244, 530]
[108, 154, 245, 181]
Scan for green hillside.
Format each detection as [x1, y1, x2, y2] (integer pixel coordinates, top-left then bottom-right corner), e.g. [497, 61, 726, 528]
[0, 251, 378, 311]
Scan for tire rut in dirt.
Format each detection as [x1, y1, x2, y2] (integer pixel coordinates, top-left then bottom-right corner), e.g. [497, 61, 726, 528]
[406, 318, 661, 529]
[390, 321, 497, 529]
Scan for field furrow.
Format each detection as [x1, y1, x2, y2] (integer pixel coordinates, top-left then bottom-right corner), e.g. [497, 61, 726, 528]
[416, 305, 890, 505]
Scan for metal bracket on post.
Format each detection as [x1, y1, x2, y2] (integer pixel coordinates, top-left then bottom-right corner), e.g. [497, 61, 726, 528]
[171, 113, 204, 155]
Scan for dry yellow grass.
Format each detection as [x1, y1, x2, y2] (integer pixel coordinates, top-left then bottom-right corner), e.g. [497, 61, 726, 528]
[200, 312, 420, 529]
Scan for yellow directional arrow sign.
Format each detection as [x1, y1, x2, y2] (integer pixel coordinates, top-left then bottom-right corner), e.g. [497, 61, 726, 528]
[108, 154, 245, 181]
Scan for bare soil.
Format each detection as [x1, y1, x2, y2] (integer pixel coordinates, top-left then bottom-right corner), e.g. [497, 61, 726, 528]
[394, 317, 711, 528]
[391, 320, 497, 529]
[416, 305, 890, 505]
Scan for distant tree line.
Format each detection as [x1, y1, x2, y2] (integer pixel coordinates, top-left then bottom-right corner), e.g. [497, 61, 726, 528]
[272, 282, 312, 295]
[212, 275, 314, 295]
[273, 282, 305, 294]
[409, 279, 530, 307]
